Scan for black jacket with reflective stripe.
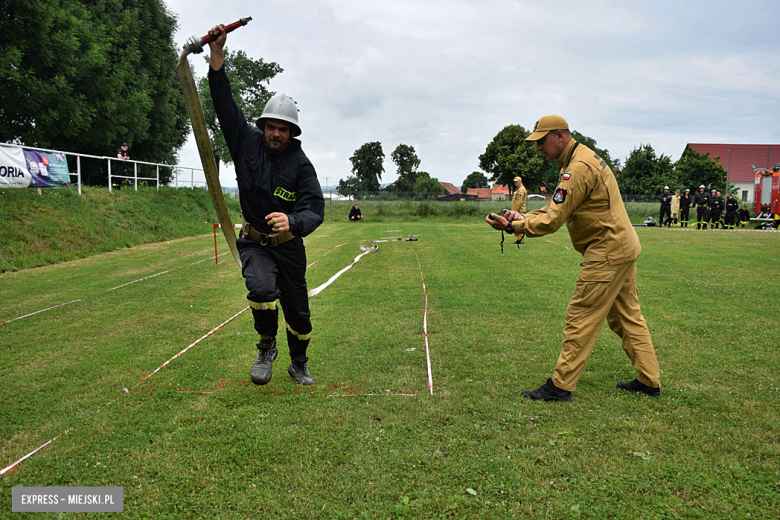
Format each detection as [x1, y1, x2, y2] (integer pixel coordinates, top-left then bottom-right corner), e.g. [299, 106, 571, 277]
[208, 66, 324, 237]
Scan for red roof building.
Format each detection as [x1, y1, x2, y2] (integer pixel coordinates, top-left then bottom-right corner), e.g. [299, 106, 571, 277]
[440, 182, 461, 195]
[491, 183, 510, 201]
[685, 144, 780, 202]
[466, 187, 492, 200]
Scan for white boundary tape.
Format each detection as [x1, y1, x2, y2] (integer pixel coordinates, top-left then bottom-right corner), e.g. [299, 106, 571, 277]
[141, 306, 251, 381]
[0, 431, 69, 475]
[415, 253, 434, 395]
[1, 251, 230, 327]
[0, 299, 81, 327]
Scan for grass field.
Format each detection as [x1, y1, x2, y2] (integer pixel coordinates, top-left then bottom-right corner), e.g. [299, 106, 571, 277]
[1, 222, 779, 518]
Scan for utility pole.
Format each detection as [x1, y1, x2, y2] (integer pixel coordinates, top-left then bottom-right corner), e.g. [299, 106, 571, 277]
[325, 177, 331, 214]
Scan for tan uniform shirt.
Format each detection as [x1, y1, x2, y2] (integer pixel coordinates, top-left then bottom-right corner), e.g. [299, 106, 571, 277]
[510, 139, 641, 264]
[671, 195, 680, 215]
[512, 185, 527, 213]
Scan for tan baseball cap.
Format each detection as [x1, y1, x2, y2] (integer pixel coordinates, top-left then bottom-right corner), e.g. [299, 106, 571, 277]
[513, 176, 522, 182]
[525, 115, 569, 141]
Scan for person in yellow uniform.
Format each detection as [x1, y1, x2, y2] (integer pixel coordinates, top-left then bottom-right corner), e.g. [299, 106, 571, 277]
[486, 115, 661, 401]
[512, 176, 527, 213]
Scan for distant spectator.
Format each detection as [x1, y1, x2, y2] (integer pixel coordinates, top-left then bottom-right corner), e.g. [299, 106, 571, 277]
[670, 188, 681, 227]
[113, 142, 130, 190]
[658, 186, 673, 227]
[348, 204, 363, 222]
[724, 192, 738, 230]
[737, 205, 750, 228]
[694, 185, 708, 229]
[511, 176, 527, 213]
[679, 188, 692, 228]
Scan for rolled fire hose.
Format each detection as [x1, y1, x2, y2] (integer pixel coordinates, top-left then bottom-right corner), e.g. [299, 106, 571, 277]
[176, 17, 252, 268]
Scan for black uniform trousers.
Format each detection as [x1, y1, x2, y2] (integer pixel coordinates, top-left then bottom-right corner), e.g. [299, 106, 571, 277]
[680, 208, 690, 227]
[725, 211, 736, 229]
[238, 237, 312, 364]
[660, 206, 671, 226]
[696, 206, 706, 228]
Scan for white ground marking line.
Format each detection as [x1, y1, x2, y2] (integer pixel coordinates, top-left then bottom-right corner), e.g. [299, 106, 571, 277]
[415, 253, 434, 395]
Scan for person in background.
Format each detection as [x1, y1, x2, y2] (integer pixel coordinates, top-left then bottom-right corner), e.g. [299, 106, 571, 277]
[349, 204, 363, 222]
[512, 176, 527, 213]
[679, 188, 692, 228]
[694, 185, 708, 229]
[113, 142, 130, 190]
[670, 188, 681, 227]
[724, 192, 739, 230]
[658, 186, 673, 227]
[737, 205, 751, 228]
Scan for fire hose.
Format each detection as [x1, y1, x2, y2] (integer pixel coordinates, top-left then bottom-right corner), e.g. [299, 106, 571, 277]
[176, 18, 253, 268]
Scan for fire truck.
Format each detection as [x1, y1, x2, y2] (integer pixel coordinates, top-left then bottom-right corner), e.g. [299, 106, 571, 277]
[752, 163, 780, 228]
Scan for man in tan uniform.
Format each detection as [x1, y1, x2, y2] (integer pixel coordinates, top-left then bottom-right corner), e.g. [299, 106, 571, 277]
[486, 115, 661, 401]
[512, 176, 527, 213]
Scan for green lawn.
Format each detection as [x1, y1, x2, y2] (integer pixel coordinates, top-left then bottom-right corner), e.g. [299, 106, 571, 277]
[1, 222, 779, 518]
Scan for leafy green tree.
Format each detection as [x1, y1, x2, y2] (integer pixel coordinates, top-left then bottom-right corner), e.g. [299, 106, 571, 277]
[479, 125, 544, 192]
[338, 142, 384, 197]
[674, 146, 727, 193]
[0, 0, 189, 185]
[537, 130, 620, 191]
[618, 144, 675, 195]
[412, 172, 444, 198]
[461, 171, 489, 192]
[390, 144, 421, 193]
[198, 48, 282, 173]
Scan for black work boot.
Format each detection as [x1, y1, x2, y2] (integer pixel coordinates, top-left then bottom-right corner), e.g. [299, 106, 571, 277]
[521, 378, 572, 402]
[616, 378, 660, 398]
[287, 360, 314, 386]
[250, 338, 278, 385]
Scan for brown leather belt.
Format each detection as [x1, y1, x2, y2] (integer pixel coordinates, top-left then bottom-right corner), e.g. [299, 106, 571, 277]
[241, 215, 294, 247]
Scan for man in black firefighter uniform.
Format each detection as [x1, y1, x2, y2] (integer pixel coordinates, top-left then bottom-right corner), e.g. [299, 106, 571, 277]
[707, 189, 722, 229]
[679, 188, 692, 227]
[724, 192, 739, 230]
[694, 185, 708, 229]
[658, 186, 673, 227]
[738, 205, 751, 228]
[207, 25, 324, 386]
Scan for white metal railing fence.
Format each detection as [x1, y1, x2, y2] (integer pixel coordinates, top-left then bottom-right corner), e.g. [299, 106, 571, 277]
[0, 142, 206, 195]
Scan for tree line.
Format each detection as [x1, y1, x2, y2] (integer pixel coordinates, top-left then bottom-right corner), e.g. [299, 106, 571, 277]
[337, 124, 728, 201]
[466, 124, 728, 196]
[337, 143, 444, 199]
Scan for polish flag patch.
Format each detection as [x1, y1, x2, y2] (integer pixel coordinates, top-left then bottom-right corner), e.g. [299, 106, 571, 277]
[562, 173, 571, 181]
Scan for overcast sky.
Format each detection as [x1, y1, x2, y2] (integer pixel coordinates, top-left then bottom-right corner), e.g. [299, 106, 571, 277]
[164, 0, 780, 189]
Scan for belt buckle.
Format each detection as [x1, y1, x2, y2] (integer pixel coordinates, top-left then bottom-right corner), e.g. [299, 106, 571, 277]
[260, 232, 278, 247]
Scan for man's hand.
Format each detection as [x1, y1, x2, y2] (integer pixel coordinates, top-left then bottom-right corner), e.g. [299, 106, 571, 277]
[207, 25, 226, 70]
[503, 209, 524, 222]
[486, 209, 525, 231]
[486, 212, 508, 231]
[266, 212, 290, 233]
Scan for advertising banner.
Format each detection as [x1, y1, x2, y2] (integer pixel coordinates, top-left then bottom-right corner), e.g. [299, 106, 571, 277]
[0, 146, 31, 188]
[0, 147, 71, 188]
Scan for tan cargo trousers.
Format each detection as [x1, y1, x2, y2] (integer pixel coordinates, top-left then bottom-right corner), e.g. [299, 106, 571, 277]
[552, 259, 660, 392]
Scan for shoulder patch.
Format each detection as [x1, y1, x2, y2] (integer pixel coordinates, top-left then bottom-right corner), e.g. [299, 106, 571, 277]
[562, 172, 571, 181]
[553, 188, 567, 204]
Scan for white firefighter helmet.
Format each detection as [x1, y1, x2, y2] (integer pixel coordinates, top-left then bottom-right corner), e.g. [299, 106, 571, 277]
[256, 93, 301, 137]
